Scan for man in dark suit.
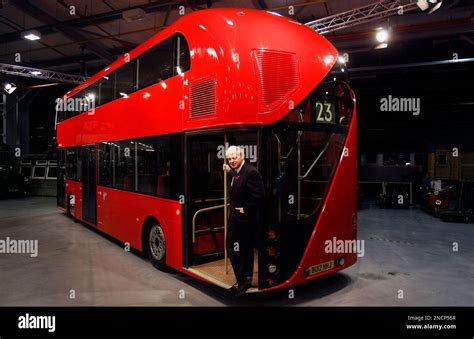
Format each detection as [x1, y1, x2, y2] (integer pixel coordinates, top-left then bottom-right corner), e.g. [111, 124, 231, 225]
[223, 146, 265, 296]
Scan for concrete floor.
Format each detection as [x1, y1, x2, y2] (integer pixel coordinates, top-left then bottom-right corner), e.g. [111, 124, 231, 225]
[0, 197, 473, 306]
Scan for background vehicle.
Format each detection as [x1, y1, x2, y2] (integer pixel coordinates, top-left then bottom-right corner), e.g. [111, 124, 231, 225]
[439, 182, 474, 223]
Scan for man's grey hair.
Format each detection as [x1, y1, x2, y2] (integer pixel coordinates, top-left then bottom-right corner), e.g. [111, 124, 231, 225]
[226, 145, 245, 159]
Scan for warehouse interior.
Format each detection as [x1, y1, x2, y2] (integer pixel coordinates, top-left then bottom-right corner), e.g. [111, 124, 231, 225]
[0, 0, 473, 306]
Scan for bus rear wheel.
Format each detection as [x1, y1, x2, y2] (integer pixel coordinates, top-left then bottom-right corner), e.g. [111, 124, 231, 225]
[147, 223, 168, 271]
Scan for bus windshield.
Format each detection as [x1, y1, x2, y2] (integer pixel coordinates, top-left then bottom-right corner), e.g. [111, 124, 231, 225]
[265, 76, 354, 224]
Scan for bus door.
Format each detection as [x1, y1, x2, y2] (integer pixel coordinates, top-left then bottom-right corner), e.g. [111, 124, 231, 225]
[81, 145, 97, 225]
[185, 132, 226, 266]
[57, 149, 66, 208]
[184, 129, 261, 287]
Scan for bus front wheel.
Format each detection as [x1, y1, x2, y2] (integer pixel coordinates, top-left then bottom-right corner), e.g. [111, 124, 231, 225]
[147, 223, 168, 271]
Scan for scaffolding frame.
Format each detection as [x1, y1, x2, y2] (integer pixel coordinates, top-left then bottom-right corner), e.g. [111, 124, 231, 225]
[305, 0, 420, 35]
[0, 63, 86, 84]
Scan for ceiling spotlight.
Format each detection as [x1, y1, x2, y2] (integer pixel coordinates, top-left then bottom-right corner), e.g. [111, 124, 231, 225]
[375, 29, 389, 43]
[30, 71, 42, 76]
[337, 56, 346, 64]
[22, 30, 41, 41]
[416, 0, 429, 10]
[3, 82, 17, 94]
[86, 93, 95, 100]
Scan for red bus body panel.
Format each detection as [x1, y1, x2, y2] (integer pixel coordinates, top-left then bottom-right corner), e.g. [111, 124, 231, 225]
[96, 187, 183, 270]
[57, 9, 337, 147]
[266, 106, 358, 291]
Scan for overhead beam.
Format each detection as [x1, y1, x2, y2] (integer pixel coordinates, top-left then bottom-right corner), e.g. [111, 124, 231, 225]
[305, 0, 419, 34]
[0, 63, 86, 84]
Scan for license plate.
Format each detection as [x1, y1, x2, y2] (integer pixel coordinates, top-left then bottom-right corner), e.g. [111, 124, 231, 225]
[305, 260, 334, 276]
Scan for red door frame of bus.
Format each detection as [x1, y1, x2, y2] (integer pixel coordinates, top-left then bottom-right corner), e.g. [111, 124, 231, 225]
[183, 128, 226, 269]
[182, 127, 263, 276]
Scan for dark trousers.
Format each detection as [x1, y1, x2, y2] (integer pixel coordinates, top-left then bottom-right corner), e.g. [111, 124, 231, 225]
[226, 218, 254, 284]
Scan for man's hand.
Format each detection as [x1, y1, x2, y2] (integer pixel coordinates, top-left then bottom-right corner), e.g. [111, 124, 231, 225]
[223, 164, 231, 173]
[235, 207, 244, 214]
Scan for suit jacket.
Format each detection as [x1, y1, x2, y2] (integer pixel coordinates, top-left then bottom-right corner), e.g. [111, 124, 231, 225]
[229, 162, 265, 224]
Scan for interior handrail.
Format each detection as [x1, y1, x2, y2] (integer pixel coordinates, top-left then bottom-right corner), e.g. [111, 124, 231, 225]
[192, 203, 229, 243]
[299, 137, 332, 180]
[273, 133, 294, 160]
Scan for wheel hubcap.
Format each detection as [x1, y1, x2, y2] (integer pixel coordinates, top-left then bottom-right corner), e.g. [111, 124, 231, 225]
[149, 225, 165, 261]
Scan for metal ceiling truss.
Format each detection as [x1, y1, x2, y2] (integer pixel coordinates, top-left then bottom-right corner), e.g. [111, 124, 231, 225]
[0, 63, 86, 84]
[305, 0, 420, 34]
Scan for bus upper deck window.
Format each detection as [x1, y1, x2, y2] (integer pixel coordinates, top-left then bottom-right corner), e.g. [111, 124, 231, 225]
[138, 37, 174, 89]
[177, 35, 190, 74]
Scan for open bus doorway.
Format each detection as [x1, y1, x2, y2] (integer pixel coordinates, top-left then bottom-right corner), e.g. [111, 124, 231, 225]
[184, 129, 261, 290]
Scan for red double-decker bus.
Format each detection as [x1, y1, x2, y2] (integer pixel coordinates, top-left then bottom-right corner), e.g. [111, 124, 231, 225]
[56, 8, 357, 293]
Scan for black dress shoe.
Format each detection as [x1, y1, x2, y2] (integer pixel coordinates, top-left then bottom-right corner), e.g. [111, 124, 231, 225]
[229, 283, 239, 295]
[234, 279, 252, 297]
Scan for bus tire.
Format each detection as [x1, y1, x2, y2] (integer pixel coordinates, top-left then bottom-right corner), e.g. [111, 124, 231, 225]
[146, 223, 169, 271]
